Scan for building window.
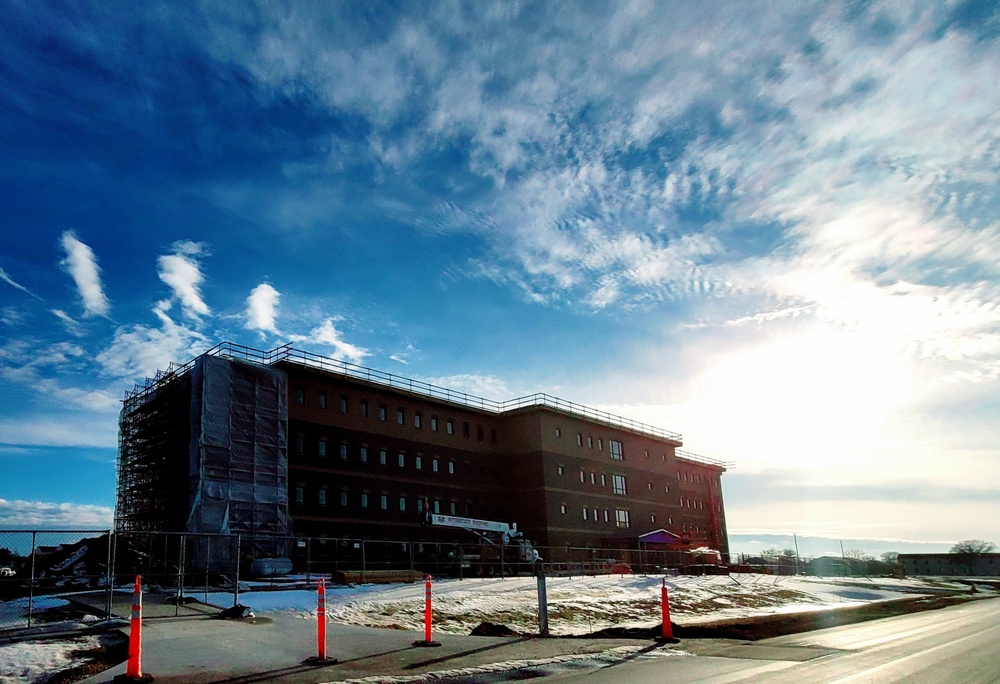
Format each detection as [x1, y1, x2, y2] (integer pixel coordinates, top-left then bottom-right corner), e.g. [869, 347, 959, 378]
[379, 449, 387, 465]
[610, 440, 623, 460]
[341, 490, 348, 507]
[603, 510, 609, 522]
[379, 404, 387, 421]
[601, 474, 607, 487]
[431, 416, 438, 431]
[615, 509, 630, 528]
[668, 516, 673, 525]
[555, 428, 561, 437]
[433, 499, 441, 514]
[476, 425, 484, 441]
[318, 391, 328, 409]
[397, 408, 405, 425]
[295, 388, 305, 406]
[449, 501, 457, 515]
[579, 470, 585, 483]
[380, 494, 388, 510]
[583, 508, 589, 521]
[340, 395, 348, 413]
[446, 420, 454, 435]
[598, 439, 603, 451]
[360, 447, 368, 463]
[588, 436, 593, 448]
[648, 482, 652, 490]
[557, 466, 564, 475]
[645, 450, 649, 458]
[295, 435, 304, 454]
[651, 514, 656, 523]
[664, 485, 670, 493]
[295, 485, 304, 504]
[417, 497, 425, 512]
[415, 456, 422, 470]
[361, 493, 369, 508]
[318, 487, 327, 506]
[432, 458, 439, 473]
[447, 461, 455, 474]
[577, 434, 582, 446]
[360, 400, 369, 418]
[340, 444, 348, 460]
[462, 422, 470, 438]
[560, 504, 567, 514]
[398, 453, 405, 468]
[414, 413, 422, 428]
[612, 474, 627, 496]
[399, 496, 407, 511]
[590, 472, 596, 485]
[317, 440, 327, 457]
[593, 508, 599, 522]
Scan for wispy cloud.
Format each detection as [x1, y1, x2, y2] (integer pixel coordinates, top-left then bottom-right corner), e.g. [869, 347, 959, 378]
[0, 266, 41, 299]
[157, 241, 210, 319]
[51, 308, 83, 336]
[245, 282, 280, 333]
[0, 341, 120, 412]
[96, 304, 210, 380]
[59, 231, 109, 317]
[288, 318, 369, 365]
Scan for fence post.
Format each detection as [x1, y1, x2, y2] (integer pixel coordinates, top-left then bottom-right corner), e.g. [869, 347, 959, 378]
[27, 531, 36, 629]
[105, 530, 115, 621]
[175, 534, 185, 617]
[233, 534, 241, 608]
[413, 575, 441, 647]
[536, 573, 549, 636]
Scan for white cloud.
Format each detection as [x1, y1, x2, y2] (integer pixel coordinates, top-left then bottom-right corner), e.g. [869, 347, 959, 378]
[96, 304, 210, 380]
[0, 416, 118, 448]
[0, 266, 40, 299]
[246, 283, 280, 333]
[417, 373, 512, 401]
[59, 231, 109, 317]
[0, 498, 113, 528]
[0, 341, 119, 412]
[157, 241, 210, 319]
[287, 318, 369, 365]
[51, 308, 83, 336]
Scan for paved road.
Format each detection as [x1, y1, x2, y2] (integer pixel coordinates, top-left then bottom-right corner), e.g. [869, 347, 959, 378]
[540, 597, 1000, 683]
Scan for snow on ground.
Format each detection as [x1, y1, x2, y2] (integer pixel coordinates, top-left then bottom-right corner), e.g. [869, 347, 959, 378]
[0, 633, 102, 684]
[215, 574, 973, 636]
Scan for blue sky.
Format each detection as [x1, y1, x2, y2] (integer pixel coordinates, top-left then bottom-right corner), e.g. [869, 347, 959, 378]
[1, 1, 998, 554]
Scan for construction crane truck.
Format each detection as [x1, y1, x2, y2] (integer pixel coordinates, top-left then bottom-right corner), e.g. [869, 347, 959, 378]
[426, 513, 541, 577]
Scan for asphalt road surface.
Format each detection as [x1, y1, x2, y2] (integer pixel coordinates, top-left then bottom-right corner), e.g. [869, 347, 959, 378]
[541, 596, 1000, 683]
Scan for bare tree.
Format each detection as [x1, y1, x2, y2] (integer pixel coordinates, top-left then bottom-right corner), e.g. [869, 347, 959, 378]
[880, 551, 899, 565]
[844, 548, 872, 560]
[949, 539, 996, 554]
[949, 539, 996, 575]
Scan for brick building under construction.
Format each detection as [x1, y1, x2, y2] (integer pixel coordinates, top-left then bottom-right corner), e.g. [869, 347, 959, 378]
[116, 343, 729, 558]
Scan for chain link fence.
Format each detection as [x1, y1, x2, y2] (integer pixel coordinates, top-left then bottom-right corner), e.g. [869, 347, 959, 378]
[2, 529, 898, 634]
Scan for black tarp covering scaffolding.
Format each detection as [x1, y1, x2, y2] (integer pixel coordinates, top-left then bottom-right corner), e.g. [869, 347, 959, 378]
[186, 355, 290, 561]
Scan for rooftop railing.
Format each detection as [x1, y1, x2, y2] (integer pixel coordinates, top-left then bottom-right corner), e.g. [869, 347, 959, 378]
[124, 341, 706, 451]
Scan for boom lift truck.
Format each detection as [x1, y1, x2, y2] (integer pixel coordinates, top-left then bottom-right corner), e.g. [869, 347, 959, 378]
[426, 513, 541, 576]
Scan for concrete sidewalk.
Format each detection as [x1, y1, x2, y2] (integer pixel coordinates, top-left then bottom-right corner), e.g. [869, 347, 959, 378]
[78, 615, 651, 683]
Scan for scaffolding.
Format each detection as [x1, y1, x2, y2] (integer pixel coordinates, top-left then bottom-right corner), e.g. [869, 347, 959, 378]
[116, 369, 192, 532]
[116, 354, 290, 551]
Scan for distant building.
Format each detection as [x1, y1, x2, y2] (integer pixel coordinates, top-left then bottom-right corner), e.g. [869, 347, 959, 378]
[900, 553, 1000, 577]
[115, 343, 729, 554]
